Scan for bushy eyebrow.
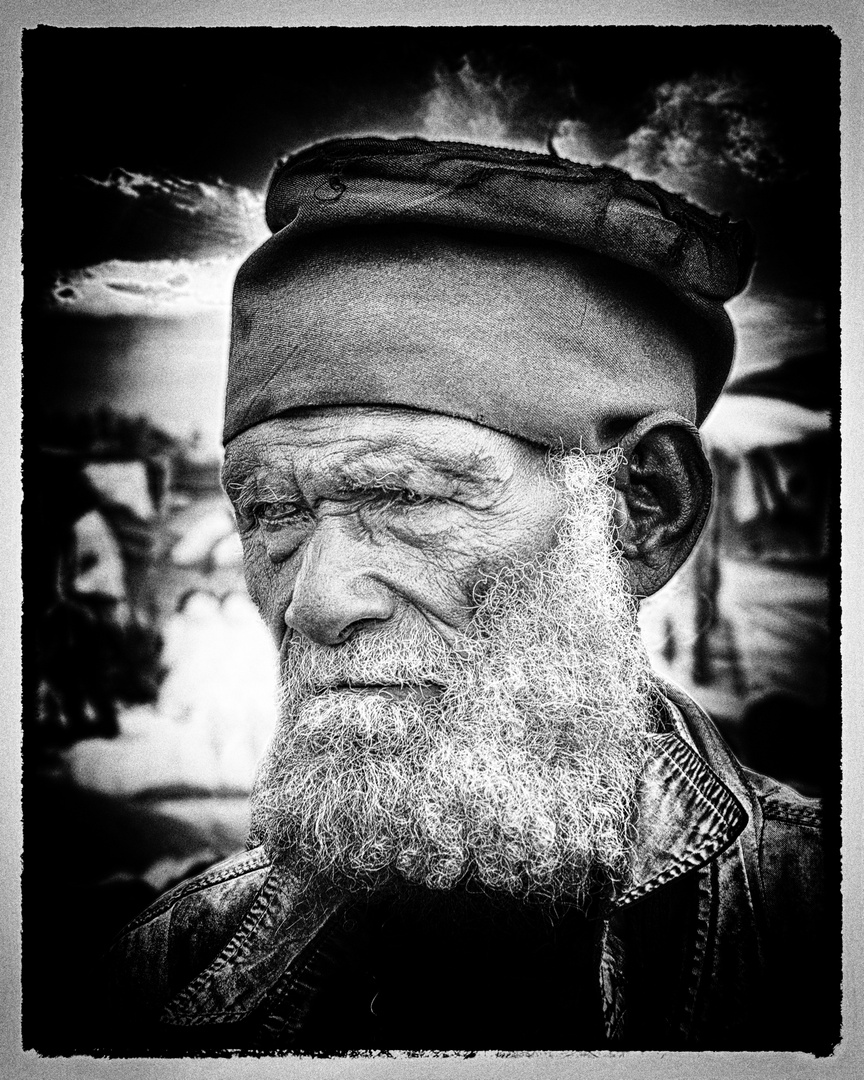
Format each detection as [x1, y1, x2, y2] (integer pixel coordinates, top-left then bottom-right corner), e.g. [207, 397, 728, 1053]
[337, 448, 500, 491]
[221, 442, 503, 512]
[221, 451, 253, 501]
[221, 449, 298, 516]
[223, 476, 296, 523]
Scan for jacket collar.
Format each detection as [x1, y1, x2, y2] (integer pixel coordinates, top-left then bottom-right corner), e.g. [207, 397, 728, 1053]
[162, 686, 748, 1027]
[162, 863, 345, 1027]
[612, 696, 748, 910]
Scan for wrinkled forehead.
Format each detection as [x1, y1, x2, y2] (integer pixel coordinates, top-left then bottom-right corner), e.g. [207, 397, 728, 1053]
[221, 405, 548, 492]
[225, 226, 702, 453]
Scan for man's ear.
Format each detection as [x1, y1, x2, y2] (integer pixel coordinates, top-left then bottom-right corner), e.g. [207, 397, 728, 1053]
[612, 411, 712, 597]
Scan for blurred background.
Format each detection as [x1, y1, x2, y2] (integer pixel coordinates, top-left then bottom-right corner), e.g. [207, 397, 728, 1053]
[21, 25, 838, 1048]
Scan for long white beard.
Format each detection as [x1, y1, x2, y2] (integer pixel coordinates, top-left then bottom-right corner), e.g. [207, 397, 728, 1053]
[250, 449, 658, 907]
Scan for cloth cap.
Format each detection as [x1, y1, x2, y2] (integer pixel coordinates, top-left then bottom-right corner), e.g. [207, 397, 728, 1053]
[225, 137, 754, 448]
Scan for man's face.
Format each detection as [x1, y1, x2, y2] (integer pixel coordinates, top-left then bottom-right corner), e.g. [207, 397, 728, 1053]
[223, 407, 655, 905]
[222, 406, 563, 648]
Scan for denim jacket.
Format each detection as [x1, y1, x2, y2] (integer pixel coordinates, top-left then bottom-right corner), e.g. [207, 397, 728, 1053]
[103, 680, 835, 1052]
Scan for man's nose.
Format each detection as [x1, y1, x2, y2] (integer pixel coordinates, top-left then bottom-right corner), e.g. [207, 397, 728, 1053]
[283, 527, 397, 646]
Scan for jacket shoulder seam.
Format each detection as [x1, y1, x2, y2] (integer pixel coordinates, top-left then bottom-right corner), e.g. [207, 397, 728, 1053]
[758, 797, 822, 828]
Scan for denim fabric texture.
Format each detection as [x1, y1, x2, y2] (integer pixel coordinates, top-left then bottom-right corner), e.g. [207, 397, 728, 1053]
[102, 681, 833, 1052]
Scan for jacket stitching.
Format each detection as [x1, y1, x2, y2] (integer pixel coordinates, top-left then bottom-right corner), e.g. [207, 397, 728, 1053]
[657, 734, 745, 823]
[682, 856, 720, 1045]
[618, 746, 746, 907]
[120, 849, 271, 935]
[163, 870, 284, 1020]
[172, 905, 340, 1025]
[618, 831, 729, 908]
[759, 801, 821, 828]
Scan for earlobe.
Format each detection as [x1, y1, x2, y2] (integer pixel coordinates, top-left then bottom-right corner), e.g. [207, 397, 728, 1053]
[612, 411, 713, 597]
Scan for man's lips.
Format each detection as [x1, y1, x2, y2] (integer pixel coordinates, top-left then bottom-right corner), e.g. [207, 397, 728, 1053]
[316, 681, 444, 700]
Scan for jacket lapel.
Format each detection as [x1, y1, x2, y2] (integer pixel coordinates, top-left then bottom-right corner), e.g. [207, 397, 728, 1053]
[161, 866, 343, 1027]
[614, 719, 748, 910]
[601, 686, 761, 1045]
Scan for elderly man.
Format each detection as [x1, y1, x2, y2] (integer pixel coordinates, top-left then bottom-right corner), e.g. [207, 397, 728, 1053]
[105, 138, 832, 1052]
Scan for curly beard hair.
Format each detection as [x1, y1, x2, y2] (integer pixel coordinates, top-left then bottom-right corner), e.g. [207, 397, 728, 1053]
[250, 448, 658, 908]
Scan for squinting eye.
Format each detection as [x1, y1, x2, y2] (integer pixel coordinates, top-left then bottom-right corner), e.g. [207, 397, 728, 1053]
[254, 502, 304, 529]
[386, 488, 430, 508]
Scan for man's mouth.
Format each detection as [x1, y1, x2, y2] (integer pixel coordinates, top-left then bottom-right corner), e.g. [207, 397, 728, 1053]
[318, 681, 444, 701]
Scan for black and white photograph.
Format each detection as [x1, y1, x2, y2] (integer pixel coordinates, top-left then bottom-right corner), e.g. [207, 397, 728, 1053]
[5, 2, 860, 1073]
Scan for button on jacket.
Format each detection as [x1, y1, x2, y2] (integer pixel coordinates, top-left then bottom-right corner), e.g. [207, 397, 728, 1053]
[102, 680, 835, 1052]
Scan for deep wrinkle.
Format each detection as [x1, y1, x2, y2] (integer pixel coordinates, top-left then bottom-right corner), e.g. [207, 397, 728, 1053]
[224, 425, 506, 525]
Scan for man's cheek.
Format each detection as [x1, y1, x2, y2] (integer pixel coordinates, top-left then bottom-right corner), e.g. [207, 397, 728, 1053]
[399, 527, 491, 604]
[395, 547, 513, 639]
[241, 537, 290, 634]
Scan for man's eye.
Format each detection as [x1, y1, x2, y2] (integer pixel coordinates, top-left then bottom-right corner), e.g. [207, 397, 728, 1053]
[384, 488, 431, 509]
[253, 502, 304, 528]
